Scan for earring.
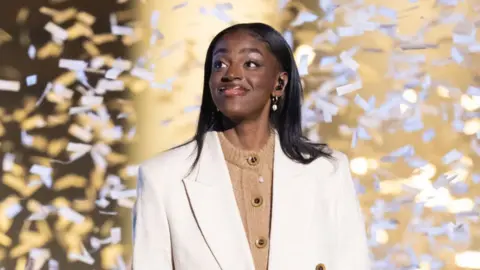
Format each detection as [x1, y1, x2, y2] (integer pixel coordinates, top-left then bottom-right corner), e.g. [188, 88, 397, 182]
[272, 96, 279, 111]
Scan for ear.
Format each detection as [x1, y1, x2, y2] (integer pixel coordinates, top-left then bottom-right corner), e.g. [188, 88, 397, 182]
[273, 72, 289, 97]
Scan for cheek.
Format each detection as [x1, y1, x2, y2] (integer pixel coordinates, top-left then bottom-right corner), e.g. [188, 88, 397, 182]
[208, 73, 217, 89]
[209, 73, 220, 93]
[249, 75, 276, 95]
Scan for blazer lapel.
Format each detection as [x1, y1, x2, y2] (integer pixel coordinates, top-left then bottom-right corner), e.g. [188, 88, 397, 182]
[182, 132, 254, 270]
[268, 134, 319, 269]
[182, 131, 325, 269]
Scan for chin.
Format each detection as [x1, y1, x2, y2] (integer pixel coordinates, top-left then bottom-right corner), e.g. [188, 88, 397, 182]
[216, 98, 266, 122]
[220, 108, 249, 122]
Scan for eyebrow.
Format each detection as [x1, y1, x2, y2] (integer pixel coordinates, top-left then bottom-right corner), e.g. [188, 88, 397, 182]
[213, 47, 263, 57]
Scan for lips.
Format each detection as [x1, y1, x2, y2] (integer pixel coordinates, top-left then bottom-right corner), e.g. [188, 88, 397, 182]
[218, 85, 249, 97]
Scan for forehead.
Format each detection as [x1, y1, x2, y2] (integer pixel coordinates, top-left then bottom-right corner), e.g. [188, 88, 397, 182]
[213, 30, 270, 54]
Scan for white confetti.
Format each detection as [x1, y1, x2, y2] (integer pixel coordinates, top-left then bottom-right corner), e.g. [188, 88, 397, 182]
[422, 129, 436, 142]
[291, 11, 318, 27]
[468, 43, 480, 52]
[48, 260, 59, 270]
[278, 0, 290, 9]
[451, 47, 464, 63]
[30, 164, 53, 188]
[2, 153, 15, 172]
[130, 67, 154, 81]
[59, 59, 88, 71]
[150, 10, 160, 28]
[336, 79, 362, 96]
[80, 95, 104, 107]
[5, 203, 22, 219]
[340, 50, 359, 70]
[96, 79, 125, 91]
[28, 45, 36, 59]
[68, 244, 94, 265]
[0, 79, 20, 92]
[68, 124, 93, 143]
[44, 22, 68, 41]
[211, 8, 232, 23]
[112, 25, 134, 36]
[110, 227, 121, 244]
[315, 98, 339, 116]
[96, 198, 110, 208]
[28, 248, 51, 270]
[26, 75, 37, 86]
[21, 130, 34, 146]
[337, 26, 364, 37]
[118, 198, 135, 208]
[283, 31, 294, 48]
[105, 68, 123, 80]
[58, 207, 85, 223]
[351, 128, 358, 148]
[442, 149, 463, 165]
[110, 189, 136, 199]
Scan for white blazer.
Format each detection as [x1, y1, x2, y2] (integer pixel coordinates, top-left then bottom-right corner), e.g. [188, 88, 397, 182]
[132, 131, 371, 270]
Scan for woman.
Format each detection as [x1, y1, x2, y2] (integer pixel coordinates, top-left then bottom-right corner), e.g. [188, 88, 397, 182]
[132, 23, 370, 270]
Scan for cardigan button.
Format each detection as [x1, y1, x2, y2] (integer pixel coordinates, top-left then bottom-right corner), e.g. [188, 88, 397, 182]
[315, 263, 325, 270]
[246, 154, 259, 166]
[251, 196, 263, 207]
[255, 237, 268, 248]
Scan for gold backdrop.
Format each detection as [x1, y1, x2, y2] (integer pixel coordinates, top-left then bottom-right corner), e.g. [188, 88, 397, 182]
[133, 0, 479, 269]
[0, 0, 478, 269]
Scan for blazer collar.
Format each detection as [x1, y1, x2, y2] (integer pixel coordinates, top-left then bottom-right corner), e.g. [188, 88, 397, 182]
[194, 131, 309, 186]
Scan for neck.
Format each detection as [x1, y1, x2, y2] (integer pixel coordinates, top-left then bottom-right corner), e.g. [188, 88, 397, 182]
[220, 119, 272, 151]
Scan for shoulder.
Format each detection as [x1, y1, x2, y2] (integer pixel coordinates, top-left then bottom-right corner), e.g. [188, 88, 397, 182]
[308, 149, 359, 209]
[326, 149, 356, 193]
[309, 148, 353, 193]
[139, 140, 197, 181]
[309, 148, 349, 175]
[331, 149, 349, 168]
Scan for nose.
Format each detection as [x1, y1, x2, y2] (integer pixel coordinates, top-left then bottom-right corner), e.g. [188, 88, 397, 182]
[221, 64, 243, 81]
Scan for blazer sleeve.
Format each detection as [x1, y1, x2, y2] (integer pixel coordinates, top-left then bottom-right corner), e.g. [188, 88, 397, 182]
[132, 165, 173, 270]
[334, 153, 371, 270]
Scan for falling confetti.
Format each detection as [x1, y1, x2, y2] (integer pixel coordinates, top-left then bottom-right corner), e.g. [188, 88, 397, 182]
[296, 0, 479, 269]
[0, 0, 478, 269]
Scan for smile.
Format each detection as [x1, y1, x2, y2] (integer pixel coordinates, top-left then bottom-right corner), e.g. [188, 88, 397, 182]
[218, 86, 249, 97]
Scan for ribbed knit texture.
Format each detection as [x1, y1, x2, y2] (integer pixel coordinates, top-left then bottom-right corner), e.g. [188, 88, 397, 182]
[218, 131, 275, 270]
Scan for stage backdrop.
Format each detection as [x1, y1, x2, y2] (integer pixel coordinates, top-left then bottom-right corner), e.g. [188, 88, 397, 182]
[0, 0, 479, 269]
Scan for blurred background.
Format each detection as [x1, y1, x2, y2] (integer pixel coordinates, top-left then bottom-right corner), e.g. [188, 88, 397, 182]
[0, 0, 478, 269]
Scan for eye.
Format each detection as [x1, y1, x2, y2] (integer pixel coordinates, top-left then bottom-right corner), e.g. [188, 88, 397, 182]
[245, 61, 259, 68]
[213, 60, 226, 69]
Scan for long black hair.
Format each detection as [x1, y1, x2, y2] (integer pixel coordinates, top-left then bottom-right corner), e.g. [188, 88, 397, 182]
[180, 22, 333, 174]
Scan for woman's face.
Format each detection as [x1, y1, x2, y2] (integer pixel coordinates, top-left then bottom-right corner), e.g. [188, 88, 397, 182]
[209, 30, 287, 122]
